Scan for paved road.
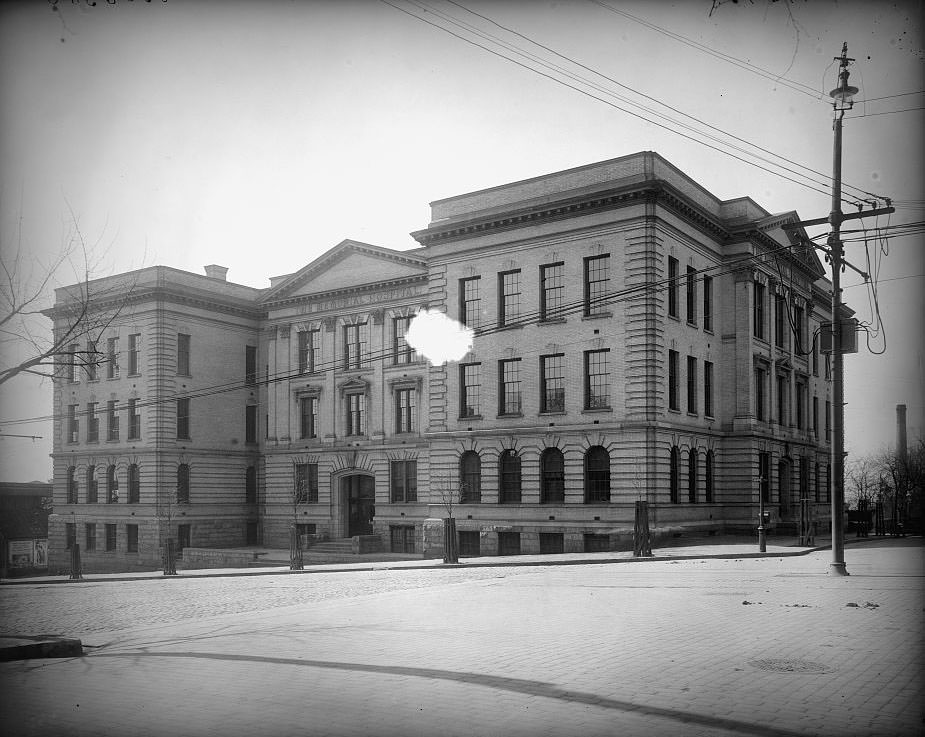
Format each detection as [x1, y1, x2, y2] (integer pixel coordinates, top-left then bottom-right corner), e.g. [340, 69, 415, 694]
[1, 538, 922, 736]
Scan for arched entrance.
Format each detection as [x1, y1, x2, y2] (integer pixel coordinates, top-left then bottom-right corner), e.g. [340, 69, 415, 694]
[342, 474, 375, 537]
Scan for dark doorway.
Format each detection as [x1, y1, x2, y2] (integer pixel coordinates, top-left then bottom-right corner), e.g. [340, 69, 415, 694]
[344, 475, 375, 536]
[177, 524, 191, 555]
[246, 521, 259, 546]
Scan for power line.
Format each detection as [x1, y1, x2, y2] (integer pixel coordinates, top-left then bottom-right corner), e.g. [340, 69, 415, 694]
[846, 106, 925, 119]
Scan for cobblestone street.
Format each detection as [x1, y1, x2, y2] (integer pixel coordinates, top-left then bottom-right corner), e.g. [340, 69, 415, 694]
[1, 539, 922, 736]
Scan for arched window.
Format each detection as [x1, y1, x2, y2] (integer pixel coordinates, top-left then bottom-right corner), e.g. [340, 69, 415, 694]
[540, 448, 565, 504]
[177, 463, 190, 504]
[498, 450, 521, 504]
[459, 451, 481, 503]
[128, 464, 140, 504]
[86, 466, 98, 503]
[688, 450, 698, 503]
[705, 451, 714, 503]
[246, 466, 257, 505]
[670, 447, 679, 503]
[584, 446, 610, 503]
[107, 464, 119, 503]
[67, 466, 78, 504]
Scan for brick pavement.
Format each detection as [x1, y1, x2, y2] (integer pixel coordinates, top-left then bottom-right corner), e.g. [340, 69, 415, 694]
[0, 538, 921, 736]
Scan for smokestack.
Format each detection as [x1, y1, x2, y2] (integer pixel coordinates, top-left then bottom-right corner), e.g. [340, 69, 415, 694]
[204, 265, 228, 281]
[896, 404, 908, 463]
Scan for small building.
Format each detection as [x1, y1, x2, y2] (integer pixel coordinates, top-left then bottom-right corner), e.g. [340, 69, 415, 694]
[0, 481, 52, 576]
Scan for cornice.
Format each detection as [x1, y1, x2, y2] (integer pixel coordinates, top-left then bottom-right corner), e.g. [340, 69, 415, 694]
[262, 274, 427, 311]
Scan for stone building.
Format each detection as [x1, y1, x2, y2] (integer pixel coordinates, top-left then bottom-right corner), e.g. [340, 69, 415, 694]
[45, 152, 835, 571]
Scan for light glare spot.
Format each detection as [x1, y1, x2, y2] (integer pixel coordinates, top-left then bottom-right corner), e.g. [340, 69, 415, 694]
[405, 309, 474, 365]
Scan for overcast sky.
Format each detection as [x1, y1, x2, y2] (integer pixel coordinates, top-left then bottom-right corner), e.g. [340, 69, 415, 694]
[1, 0, 922, 481]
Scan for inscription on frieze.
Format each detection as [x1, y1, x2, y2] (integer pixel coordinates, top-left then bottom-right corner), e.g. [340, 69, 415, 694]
[297, 286, 424, 315]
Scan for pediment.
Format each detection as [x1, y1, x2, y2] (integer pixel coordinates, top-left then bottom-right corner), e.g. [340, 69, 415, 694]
[262, 240, 426, 304]
[759, 213, 827, 279]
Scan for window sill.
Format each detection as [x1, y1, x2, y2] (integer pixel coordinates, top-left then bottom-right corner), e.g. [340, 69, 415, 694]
[582, 312, 613, 321]
[582, 407, 612, 414]
[687, 412, 699, 418]
[687, 321, 698, 328]
[668, 407, 681, 414]
[539, 410, 566, 416]
[496, 413, 524, 419]
[668, 313, 680, 322]
[458, 414, 483, 422]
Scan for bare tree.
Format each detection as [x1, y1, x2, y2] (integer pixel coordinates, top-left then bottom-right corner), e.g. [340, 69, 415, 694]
[430, 470, 463, 563]
[846, 454, 878, 509]
[875, 437, 924, 535]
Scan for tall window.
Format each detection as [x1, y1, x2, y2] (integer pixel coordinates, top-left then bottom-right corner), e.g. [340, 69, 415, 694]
[499, 450, 522, 503]
[66, 523, 76, 550]
[759, 452, 770, 502]
[343, 324, 367, 370]
[106, 464, 118, 503]
[85, 523, 96, 552]
[670, 446, 679, 503]
[668, 350, 680, 411]
[300, 396, 317, 439]
[499, 359, 522, 415]
[812, 331, 819, 376]
[795, 382, 806, 430]
[86, 466, 98, 503]
[87, 402, 99, 442]
[459, 276, 481, 328]
[294, 463, 318, 503]
[245, 345, 257, 386]
[346, 393, 366, 436]
[68, 404, 79, 443]
[246, 466, 257, 505]
[390, 460, 417, 502]
[105, 524, 116, 551]
[540, 448, 565, 503]
[498, 270, 522, 327]
[814, 461, 822, 502]
[177, 464, 190, 503]
[460, 363, 481, 418]
[459, 451, 481, 503]
[298, 329, 321, 374]
[128, 398, 141, 440]
[774, 294, 786, 348]
[66, 466, 78, 503]
[127, 333, 140, 375]
[686, 356, 697, 414]
[107, 400, 119, 441]
[177, 398, 190, 440]
[585, 349, 610, 409]
[540, 354, 565, 412]
[107, 337, 120, 379]
[794, 305, 805, 352]
[177, 333, 191, 376]
[393, 316, 415, 365]
[245, 405, 257, 444]
[755, 366, 766, 421]
[540, 262, 564, 320]
[667, 256, 679, 318]
[705, 450, 714, 503]
[584, 446, 610, 503]
[127, 524, 138, 553]
[777, 375, 788, 426]
[703, 275, 713, 331]
[396, 388, 415, 433]
[812, 396, 819, 436]
[686, 265, 697, 325]
[86, 340, 98, 380]
[753, 282, 766, 339]
[688, 450, 698, 503]
[825, 400, 831, 442]
[704, 361, 714, 417]
[66, 343, 79, 382]
[584, 254, 610, 316]
[128, 464, 140, 504]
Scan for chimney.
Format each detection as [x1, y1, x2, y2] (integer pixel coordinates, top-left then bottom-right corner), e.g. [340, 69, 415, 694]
[204, 264, 228, 281]
[896, 404, 908, 463]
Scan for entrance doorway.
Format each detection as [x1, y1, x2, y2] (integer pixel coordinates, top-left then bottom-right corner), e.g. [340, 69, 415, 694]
[343, 475, 375, 536]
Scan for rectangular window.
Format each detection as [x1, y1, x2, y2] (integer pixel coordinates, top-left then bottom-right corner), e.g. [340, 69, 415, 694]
[755, 367, 766, 421]
[459, 277, 481, 328]
[87, 467, 98, 503]
[298, 329, 321, 374]
[107, 337, 119, 379]
[346, 393, 366, 436]
[540, 354, 565, 413]
[703, 275, 713, 331]
[245, 345, 257, 386]
[796, 382, 806, 430]
[107, 400, 119, 441]
[584, 254, 610, 316]
[754, 282, 766, 339]
[245, 405, 257, 444]
[812, 396, 819, 435]
[668, 257, 679, 318]
[128, 398, 141, 440]
[539, 532, 564, 554]
[128, 465, 140, 504]
[177, 333, 191, 376]
[794, 305, 805, 352]
[105, 523, 117, 551]
[812, 328, 819, 376]
[585, 349, 610, 409]
[85, 523, 96, 552]
[85, 341, 98, 381]
[390, 460, 417, 502]
[177, 398, 190, 440]
[390, 526, 415, 554]
[498, 270, 522, 327]
[393, 316, 415, 365]
[775, 294, 786, 348]
[759, 452, 770, 503]
[499, 359, 522, 415]
[686, 356, 697, 414]
[814, 462, 822, 503]
[668, 350, 680, 411]
[498, 531, 521, 556]
[395, 388, 415, 433]
[460, 363, 481, 418]
[686, 266, 697, 325]
[704, 360, 714, 417]
[825, 400, 831, 442]
[67, 404, 79, 443]
[294, 463, 318, 503]
[65, 522, 76, 550]
[300, 396, 317, 439]
[66, 343, 79, 382]
[87, 402, 99, 442]
[540, 262, 564, 320]
[126, 524, 138, 553]
[777, 375, 788, 426]
[128, 333, 140, 376]
[458, 530, 480, 557]
[343, 323, 367, 370]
